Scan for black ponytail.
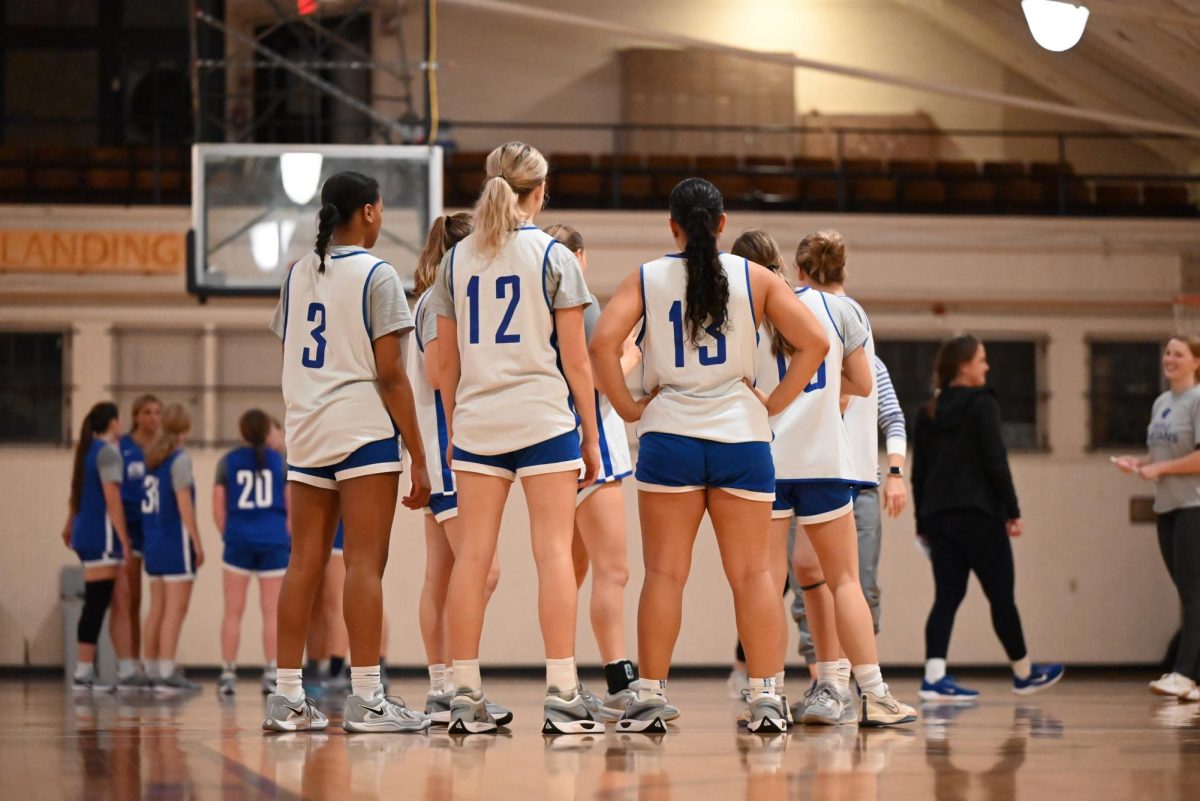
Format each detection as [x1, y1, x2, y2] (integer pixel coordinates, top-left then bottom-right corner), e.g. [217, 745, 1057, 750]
[70, 402, 119, 516]
[313, 171, 381, 273]
[669, 178, 728, 346]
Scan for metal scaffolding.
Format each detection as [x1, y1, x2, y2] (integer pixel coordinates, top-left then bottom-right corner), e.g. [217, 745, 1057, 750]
[188, 0, 427, 145]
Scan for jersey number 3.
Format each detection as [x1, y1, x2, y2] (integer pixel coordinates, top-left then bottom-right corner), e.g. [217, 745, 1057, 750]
[302, 302, 327, 368]
[466, 276, 521, 344]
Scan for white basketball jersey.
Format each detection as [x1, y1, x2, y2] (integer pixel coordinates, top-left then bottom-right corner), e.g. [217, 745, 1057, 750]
[447, 226, 579, 455]
[281, 248, 400, 467]
[637, 252, 769, 443]
[839, 295, 880, 486]
[409, 290, 453, 497]
[757, 287, 854, 481]
[585, 392, 633, 483]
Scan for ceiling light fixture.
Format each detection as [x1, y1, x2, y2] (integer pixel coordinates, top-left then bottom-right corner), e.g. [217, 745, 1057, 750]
[1022, 0, 1090, 52]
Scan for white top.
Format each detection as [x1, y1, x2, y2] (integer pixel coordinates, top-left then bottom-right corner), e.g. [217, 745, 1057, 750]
[757, 287, 868, 481]
[410, 289, 454, 497]
[272, 246, 412, 467]
[637, 252, 768, 443]
[426, 225, 591, 455]
[839, 295, 880, 486]
[582, 294, 633, 483]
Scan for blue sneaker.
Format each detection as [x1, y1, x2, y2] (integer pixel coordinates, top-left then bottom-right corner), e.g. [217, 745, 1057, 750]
[918, 676, 980, 702]
[1013, 663, 1064, 695]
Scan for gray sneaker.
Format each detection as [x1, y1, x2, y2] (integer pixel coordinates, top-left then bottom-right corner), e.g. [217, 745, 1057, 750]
[800, 681, 845, 726]
[217, 672, 237, 696]
[343, 691, 431, 734]
[543, 688, 603, 735]
[427, 689, 513, 726]
[747, 694, 788, 733]
[263, 694, 330, 732]
[261, 671, 277, 695]
[615, 694, 668, 734]
[859, 691, 918, 727]
[599, 688, 637, 723]
[71, 674, 105, 693]
[838, 690, 857, 724]
[154, 671, 199, 693]
[117, 672, 153, 692]
[577, 685, 604, 718]
[449, 691, 498, 735]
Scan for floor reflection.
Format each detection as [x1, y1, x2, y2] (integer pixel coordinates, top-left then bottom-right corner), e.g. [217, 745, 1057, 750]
[11, 678, 1200, 801]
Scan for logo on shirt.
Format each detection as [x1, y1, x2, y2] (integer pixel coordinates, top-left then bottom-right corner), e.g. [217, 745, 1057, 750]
[1149, 422, 1180, 445]
[127, 462, 146, 479]
[1163, 408, 1172, 420]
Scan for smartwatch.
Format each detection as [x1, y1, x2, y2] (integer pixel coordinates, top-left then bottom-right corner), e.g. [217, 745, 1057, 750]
[887, 466, 904, 478]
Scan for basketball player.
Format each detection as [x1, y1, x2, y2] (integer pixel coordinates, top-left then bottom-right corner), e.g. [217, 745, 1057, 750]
[116, 394, 159, 690]
[412, 213, 510, 726]
[216, 409, 289, 696]
[428, 142, 602, 735]
[141, 402, 203, 692]
[589, 178, 830, 734]
[264, 170, 431, 733]
[62, 402, 134, 691]
[545, 222, 648, 722]
[766, 231, 916, 726]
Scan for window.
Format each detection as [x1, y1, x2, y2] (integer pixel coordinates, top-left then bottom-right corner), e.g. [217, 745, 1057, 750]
[216, 329, 283, 445]
[0, 331, 67, 443]
[111, 328, 205, 442]
[875, 337, 1046, 450]
[1089, 341, 1161, 449]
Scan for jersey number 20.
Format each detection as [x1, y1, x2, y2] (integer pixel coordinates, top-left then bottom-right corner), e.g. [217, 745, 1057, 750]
[466, 276, 521, 344]
[235, 469, 274, 509]
[668, 301, 726, 367]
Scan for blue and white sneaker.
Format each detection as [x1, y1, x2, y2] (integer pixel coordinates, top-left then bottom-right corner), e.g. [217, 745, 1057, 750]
[1013, 663, 1064, 695]
[918, 676, 981, 701]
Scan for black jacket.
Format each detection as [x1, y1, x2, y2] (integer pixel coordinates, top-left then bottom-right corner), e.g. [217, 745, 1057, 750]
[912, 386, 1021, 532]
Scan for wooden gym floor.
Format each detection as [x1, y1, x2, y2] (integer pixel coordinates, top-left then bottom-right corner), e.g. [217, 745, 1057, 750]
[3, 674, 1198, 801]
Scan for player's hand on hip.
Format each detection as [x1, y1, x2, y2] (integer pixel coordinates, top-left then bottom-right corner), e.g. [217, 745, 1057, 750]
[743, 378, 769, 408]
[404, 464, 432, 510]
[1006, 518, 1024, 538]
[61, 520, 72, 548]
[624, 387, 660, 423]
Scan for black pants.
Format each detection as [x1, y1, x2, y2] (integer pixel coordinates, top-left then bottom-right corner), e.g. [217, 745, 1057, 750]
[924, 509, 1027, 662]
[1157, 508, 1200, 680]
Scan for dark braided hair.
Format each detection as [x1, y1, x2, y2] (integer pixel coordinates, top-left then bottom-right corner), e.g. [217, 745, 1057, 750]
[669, 178, 728, 346]
[70, 402, 119, 516]
[314, 171, 380, 273]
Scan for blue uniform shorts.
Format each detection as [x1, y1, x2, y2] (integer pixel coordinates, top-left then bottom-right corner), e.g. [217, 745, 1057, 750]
[427, 492, 458, 522]
[123, 504, 144, 557]
[635, 432, 775, 501]
[773, 480, 855, 525]
[144, 530, 196, 582]
[223, 540, 290, 576]
[288, 438, 403, 490]
[452, 429, 582, 482]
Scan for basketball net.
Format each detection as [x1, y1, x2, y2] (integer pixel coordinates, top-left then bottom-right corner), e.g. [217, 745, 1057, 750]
[1173, 294, 1200, 337]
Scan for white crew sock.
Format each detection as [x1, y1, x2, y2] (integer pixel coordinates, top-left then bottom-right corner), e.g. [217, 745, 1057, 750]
[453, 659, 481, 695]
[637, 677, 667, 701]
[444, 666, 454, 693]
[546, 657, 578, 694]
[748, 676, 777, 697]
[74, 661, 95, 681]
[118, 659, 138, 677]
[816, 661, 839, 685]
[428, 663, 446, 694]
[774, 670, 786, 695]
[925, 658, 947, 684]
[853, 664, 888, 698]
[221, 661, 236, 675]
[276, 668, 303, 702]
[350, 665, 383, 699]
[263, 661, 277, 677]
[835, 658, 852, 694]
[1012, 656, 1032, 680]
[157, 659, 175, 679]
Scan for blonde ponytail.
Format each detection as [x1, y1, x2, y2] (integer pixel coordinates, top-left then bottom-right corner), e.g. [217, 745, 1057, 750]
[472, 142, 548, 260]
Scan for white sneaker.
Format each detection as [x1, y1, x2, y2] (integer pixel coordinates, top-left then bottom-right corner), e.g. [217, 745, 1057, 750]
[1150, 672, 1196, 698]
[1179, 687, 1200, 704]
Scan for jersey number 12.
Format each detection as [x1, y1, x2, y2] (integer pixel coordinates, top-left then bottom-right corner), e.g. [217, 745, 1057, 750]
[466, 276, 521, 344]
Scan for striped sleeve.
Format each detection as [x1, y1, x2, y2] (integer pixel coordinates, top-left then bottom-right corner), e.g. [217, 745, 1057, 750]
[876, 356, 907, 456]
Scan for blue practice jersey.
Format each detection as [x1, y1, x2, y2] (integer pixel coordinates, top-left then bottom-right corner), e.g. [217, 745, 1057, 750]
[222, 446, 288, 546]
